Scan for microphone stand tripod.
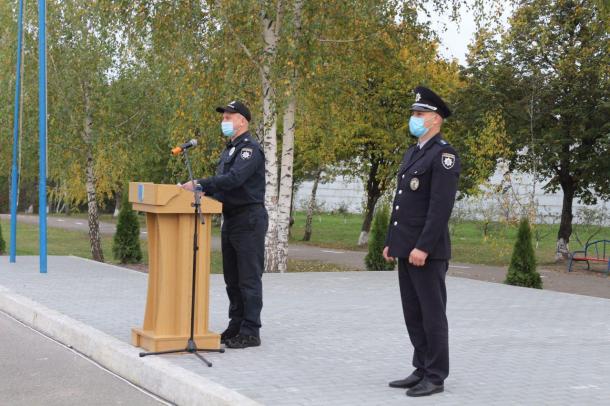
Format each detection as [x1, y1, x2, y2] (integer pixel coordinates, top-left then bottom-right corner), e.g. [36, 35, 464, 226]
[139, 148, 224, 367]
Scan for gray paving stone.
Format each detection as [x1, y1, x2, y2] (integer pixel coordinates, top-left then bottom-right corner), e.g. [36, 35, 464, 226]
[1, 256, 609, 405]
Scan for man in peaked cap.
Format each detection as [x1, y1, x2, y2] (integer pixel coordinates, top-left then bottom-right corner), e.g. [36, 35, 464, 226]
[384, 86, 460, 397]
[182, 100, 267, 349]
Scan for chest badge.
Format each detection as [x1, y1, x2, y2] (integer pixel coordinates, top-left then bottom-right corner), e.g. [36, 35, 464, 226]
[441, 153, 455, 169]
[240, 147, 253, 160]
[229, 147, 236, 156]
[410, 177, 420, 191]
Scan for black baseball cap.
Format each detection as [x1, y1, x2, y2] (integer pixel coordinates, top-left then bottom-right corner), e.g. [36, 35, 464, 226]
[410, 86, 452, 119]
[216, 100, 251, 122]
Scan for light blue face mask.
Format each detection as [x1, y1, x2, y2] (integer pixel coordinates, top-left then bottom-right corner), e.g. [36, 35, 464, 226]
[221, 121, 235, 137]
[409, 116, 429, 138]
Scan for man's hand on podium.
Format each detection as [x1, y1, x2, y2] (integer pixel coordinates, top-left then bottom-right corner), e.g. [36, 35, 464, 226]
[178, 181, 204, 194]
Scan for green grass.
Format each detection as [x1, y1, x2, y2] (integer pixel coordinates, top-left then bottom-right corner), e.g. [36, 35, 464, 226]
[0, 219, 352, 273]
[0, 219, 224, 273]
[289, 211, 367, 251]
[5, 213, 610, 268]
[49, 212, 147, 227]
[286, 211, 610, 266]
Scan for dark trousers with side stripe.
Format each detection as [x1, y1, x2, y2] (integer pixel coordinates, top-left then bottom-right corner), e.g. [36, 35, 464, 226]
[398, 258, 449, 385]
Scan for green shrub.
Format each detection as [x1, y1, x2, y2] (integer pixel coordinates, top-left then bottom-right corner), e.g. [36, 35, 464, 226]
[0, 222, 6, 255]
[505, 218, 542, 289]
[112, 192, 142, 264]
[365, 205, 395, 271]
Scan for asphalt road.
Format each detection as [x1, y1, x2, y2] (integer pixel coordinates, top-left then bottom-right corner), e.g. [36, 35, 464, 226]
[0, 311, 167, 406]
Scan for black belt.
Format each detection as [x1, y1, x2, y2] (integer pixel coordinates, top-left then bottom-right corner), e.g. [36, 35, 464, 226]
[222, 203, 264, 218]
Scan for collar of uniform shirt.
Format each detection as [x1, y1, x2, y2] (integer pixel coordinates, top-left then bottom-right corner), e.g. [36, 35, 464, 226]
[417, 133, 442, 150]
[417, 138, 431, 150]
[227, 131, 251, 148]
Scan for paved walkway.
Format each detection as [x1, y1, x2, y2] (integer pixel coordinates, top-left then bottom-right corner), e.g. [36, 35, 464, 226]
[1, 256, 609, 405]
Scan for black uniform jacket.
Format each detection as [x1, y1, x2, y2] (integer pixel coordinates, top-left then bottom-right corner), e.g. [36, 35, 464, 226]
[385, 133, 460, 260]
[197, 131, 265, 212]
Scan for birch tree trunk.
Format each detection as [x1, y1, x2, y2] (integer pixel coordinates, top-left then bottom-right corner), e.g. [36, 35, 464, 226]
[217, 0, 301, 273]
[260, 9, 281, 273]
[113, 190, 121, 217]
[358, 159, 382, 246]
[82, 84, 104, 262]
[276, 94, 296, 272]
[273, 0, 303, 273]
[303, 169, 322, 241]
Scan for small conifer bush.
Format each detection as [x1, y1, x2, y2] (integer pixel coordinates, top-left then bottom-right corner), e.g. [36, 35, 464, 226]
[505, 218, 542, 289]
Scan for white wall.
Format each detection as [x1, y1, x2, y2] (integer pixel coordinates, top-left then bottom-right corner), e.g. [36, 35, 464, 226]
[294, 168, 609, 225]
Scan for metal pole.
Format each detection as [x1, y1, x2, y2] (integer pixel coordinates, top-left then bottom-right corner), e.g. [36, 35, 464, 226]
[38, 0, 47, 273]
[9, 0, 25, 264]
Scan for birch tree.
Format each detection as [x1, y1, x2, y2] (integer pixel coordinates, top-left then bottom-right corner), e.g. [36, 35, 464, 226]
[46, 0, 124, 261]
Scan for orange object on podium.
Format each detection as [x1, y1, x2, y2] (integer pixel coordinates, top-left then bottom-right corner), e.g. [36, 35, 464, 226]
[128, 182, 222, 352]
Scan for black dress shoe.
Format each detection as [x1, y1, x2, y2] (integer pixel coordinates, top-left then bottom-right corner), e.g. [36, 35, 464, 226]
[220, 327, 240, 344]
[406, 380, 444, 397]
[388, 373, 423, 389]
[225, 334, 261, 349]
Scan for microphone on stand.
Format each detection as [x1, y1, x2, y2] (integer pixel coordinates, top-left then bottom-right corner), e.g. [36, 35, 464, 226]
[171, 139, 198, 156]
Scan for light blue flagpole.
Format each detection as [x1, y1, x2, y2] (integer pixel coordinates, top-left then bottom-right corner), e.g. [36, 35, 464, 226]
[9, 0, 25, 264]
[38, 0, 47, 273]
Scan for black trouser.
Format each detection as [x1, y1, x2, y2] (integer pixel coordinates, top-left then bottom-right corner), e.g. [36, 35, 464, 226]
[221, 205, 268, 337]
[398, 258, 449, 385]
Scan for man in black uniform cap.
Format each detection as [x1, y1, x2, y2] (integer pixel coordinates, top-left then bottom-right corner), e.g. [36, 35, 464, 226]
[182, 100, 267, 349]
[384, 86, 460, 397]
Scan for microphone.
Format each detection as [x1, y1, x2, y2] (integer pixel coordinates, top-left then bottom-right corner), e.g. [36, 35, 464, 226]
[171, 139, 198, 156]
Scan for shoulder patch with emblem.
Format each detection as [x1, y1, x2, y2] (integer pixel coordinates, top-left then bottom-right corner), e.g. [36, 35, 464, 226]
[240, 147, 253, 160]
[441, 152, 455, 169]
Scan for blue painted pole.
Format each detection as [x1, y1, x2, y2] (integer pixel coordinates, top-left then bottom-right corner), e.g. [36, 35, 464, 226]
[38, 0, 47, 273]
[9, 0, 25, 264]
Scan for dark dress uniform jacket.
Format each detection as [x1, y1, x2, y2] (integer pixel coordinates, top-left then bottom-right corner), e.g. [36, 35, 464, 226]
[197, 131, 265, 211]
[385, 134, 460, 259]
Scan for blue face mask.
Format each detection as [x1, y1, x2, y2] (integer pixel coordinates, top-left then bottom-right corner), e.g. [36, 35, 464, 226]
[221, 121, 235, 137]
[409, 116, 429, 138]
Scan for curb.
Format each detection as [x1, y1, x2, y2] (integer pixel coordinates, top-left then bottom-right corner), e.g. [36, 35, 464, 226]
[0, 284, 261, 406]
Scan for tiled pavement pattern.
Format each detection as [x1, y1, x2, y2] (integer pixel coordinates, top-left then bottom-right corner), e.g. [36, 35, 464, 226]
[1, 256, 609, 405]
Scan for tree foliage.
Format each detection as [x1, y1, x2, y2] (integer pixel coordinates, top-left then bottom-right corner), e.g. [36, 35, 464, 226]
[458, 0, 609, 257]
[3, 0, 604, 270]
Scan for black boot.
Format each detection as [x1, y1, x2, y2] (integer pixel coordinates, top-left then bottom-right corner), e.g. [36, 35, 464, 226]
[388, 372, 423, 389]
[406, 380, 444, 397]
[220, 326, 240, 344]
[225, 334, 261, 349]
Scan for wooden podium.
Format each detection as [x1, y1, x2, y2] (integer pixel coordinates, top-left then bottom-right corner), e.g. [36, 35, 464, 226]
[128, 182, 222, 351]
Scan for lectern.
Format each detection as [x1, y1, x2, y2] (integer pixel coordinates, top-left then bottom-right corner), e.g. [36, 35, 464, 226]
[129, 182, 222, 352]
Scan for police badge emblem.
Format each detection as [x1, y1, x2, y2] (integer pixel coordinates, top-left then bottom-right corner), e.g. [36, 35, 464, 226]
[441, 153, 455, 169]
[410, 177, 419, 191]
[240, 147, 253, 160]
